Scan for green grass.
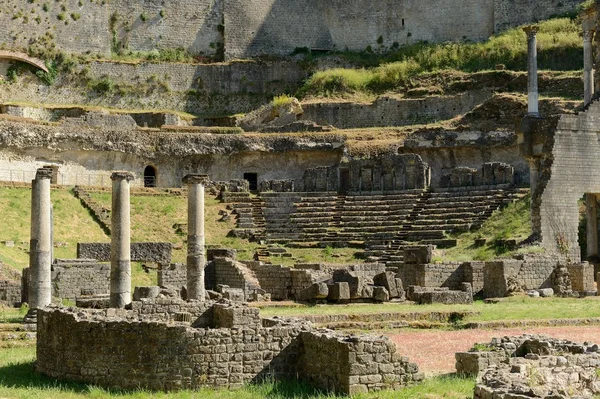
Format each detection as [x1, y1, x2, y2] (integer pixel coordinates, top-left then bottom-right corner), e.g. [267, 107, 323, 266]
[299, 17, 583, 98]
[258, 296, 600, 323]
[0, 187, 108, 270]
[0, 345, 474, 399]
[440, 194, 534, 262]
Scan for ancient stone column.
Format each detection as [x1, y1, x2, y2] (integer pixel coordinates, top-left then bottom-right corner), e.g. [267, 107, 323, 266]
[587, 193, 598, 257]
[110, 171, 134, 308]
[584, 29, 595, 106]
[524, 26, 539, 116]
[29, 168, 53, 310]
[183, 174, 209, 301]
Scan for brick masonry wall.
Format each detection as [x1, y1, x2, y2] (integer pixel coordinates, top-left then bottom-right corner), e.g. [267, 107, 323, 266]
[37, 304, 421, 395]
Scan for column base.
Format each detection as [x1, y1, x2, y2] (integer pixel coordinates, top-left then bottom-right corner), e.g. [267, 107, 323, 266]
[22, 309, 38, 331]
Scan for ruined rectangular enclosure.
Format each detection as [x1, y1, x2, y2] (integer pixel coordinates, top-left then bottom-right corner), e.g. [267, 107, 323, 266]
[36, 301, 422, 395]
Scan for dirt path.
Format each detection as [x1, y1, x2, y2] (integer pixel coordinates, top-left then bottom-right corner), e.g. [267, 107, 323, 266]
[387, 326, 600, 375]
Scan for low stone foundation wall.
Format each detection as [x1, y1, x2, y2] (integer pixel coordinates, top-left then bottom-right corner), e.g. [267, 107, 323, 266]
[77, 242, 172, 265]
[0, 279, 21, 307]
[51, 260, 111, 301]
[36, 301, 422, 394]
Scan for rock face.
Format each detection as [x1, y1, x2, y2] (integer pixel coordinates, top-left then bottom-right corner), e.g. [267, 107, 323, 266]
[239, 98, 304, 132]
[455, 335, 600, 399]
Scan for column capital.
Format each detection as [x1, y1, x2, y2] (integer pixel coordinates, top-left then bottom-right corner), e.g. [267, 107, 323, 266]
[182, 174, 210, 185]
[35, 168, 53, 180]
[583, 29, 596, 41]
[523, 25, 539, 37]
[110, 171, 135, 181]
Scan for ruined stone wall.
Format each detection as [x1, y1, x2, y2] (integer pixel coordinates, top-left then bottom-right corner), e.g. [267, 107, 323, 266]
[77, 242, 172, 265]
[567, 262, 595, 292]
[0, 279, 21, 307]
[0, 0, 573, 60]
[0, 0, 221, 57]
[538, 106, 600, 262]
[224, 0, 495, 59]
[0, 60, 305, 115]
[36, 304, 421, 394]
[245, 263, 292, 300]
[420, 263, 466, 289]
[298, 331, 420, 395]
[158, 263, 186, 289]
[301, 91, 491, 129]
[481, 256, 593, 297]
[494, 0, 581, 33]
[51, 261, 110, 301]
[396, 262, 483, 292]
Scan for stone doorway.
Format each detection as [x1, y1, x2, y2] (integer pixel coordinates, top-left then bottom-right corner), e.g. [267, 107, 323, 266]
[243, 172, 258, 191]
[339, 169, 350, 193]
[144, 165, 157, 187]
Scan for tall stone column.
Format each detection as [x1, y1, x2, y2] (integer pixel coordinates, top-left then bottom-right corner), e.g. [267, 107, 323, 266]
[524, 26, 539, 116]
[584, 29, 595, 106]
[183, 174, 209, 301]
[28, 168, 53, 311]
[110, 172, 134, 308]
[587, 193, 599, 258]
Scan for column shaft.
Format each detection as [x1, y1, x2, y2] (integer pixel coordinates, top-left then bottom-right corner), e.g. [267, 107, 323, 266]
[183, 174, 209, 301]
[524, 26, 539, 116]
[110, 172, 133, 308]
[587, 193, 599, 258]
[584, 30, 595, 106]
[29, 168, 52, 310]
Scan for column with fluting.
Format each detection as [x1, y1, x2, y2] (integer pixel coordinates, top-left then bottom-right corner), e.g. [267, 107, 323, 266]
[110, 172, 134, 308]
[183, 174, 209, 301]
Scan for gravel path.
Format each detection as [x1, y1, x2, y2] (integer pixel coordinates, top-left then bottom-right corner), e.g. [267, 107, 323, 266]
[388, 326, 600, 375]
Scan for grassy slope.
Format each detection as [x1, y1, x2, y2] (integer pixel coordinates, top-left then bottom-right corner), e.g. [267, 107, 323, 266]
[439, 194, 536, 262]
[89, 192, 360, 266]
[0, 187, 108, 270]
[298, 17, 582, 99]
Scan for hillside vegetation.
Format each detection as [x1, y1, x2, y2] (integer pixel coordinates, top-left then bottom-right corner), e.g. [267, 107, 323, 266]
[299, 18, 583, 99]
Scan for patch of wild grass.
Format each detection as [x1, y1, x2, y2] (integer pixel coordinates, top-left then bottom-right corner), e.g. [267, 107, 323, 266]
[440, 194, 532, 262]
[299, 18, 582, 98]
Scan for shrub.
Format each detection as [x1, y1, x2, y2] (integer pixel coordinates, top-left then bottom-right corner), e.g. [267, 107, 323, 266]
[272, 94, 294, 107]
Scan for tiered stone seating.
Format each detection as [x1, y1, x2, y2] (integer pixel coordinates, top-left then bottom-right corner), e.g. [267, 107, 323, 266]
[235, 186, 528, 254]
[410, 186, 527, 239]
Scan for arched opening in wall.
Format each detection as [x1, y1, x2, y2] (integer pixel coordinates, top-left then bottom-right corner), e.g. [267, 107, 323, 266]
[144, 165, 157, 187]
[243, 173, 258, 191]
